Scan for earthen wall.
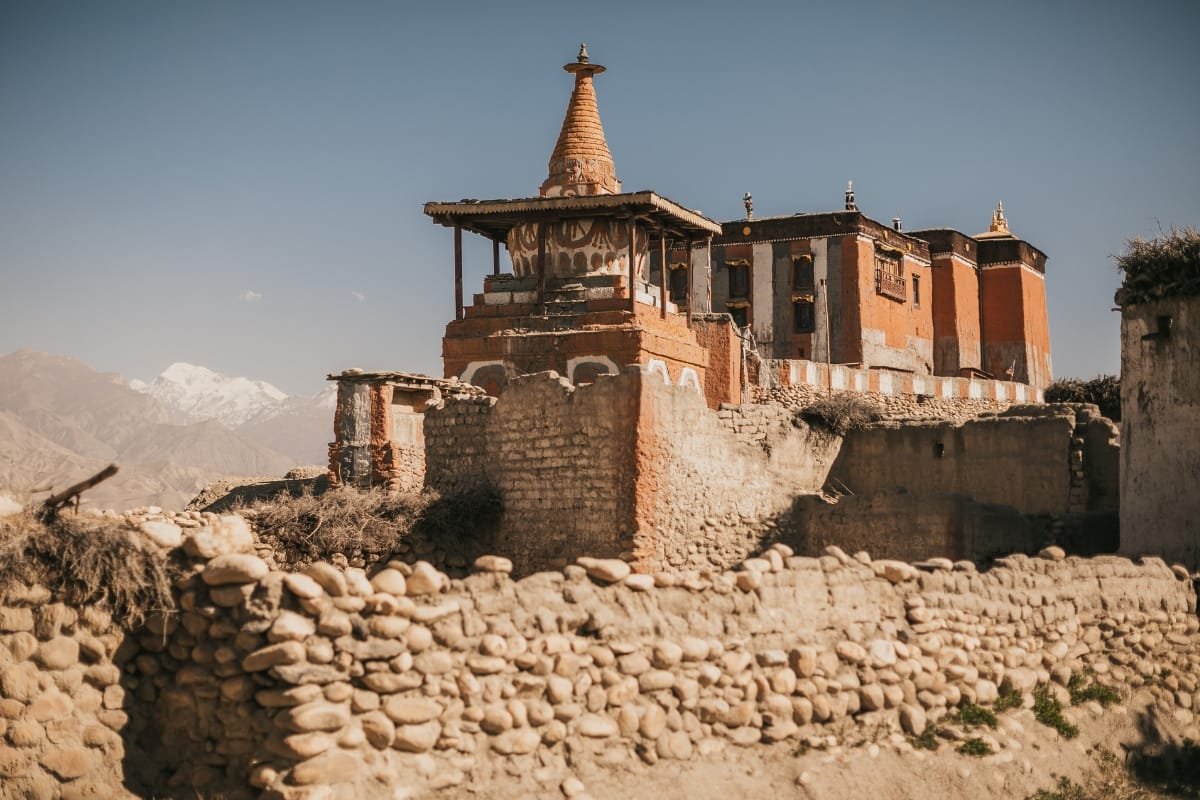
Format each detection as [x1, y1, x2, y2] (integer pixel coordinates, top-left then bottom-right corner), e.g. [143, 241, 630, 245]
[1120, 295, 1200, 569]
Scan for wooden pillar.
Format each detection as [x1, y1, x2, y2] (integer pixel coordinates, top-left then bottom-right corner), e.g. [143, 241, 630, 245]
[627, 218, 637, 314]
[536, 223, 547, 316]
[492, 238, 501, 276]
[659, 232, 668, 320]
[705, 236, 714, 315]
[686, 240, 694, 328]
[453, 225, 463, 321]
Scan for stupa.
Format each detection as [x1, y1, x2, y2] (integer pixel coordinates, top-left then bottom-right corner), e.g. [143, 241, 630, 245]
[425, 46, 735, 405]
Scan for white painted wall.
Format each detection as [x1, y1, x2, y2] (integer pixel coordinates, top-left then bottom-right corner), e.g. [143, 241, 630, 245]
[751, 243, 775, 346]
[811, 238, 830, 363]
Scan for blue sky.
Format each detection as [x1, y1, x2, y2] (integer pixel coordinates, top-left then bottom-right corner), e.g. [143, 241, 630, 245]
[1, 0, 1196, 394]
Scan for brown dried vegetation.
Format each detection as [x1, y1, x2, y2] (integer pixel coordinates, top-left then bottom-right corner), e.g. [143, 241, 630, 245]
[238, 486, 500, 571]
[0, 511, 176, 628]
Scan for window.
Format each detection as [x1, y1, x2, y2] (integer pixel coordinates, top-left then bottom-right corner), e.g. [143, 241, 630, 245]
[793, 300, 814, 333]
[792, 255, 814, 291]
[913, 275, 921, 308]
[727, 260, 750, 299]
[727, 305, 748, 328]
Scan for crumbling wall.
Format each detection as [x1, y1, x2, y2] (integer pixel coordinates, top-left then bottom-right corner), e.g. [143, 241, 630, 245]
[425, 369, 841, 574]
[1120, 295, 1200, 569]
[789, 491, 1034, 563]
[828, 407, 1080, 516]
[635, 382, 841, 570]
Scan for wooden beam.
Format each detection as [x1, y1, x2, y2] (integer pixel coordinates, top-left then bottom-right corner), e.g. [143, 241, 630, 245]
[453, 225, 463, 321]
[492, 238, 501, 276]
[659, 232, 668, 320]
[39, 464, 119, 522]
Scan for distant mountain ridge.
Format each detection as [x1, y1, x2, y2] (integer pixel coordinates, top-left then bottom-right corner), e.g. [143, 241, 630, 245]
[0, 350, 326, 510]
[130, 361, 335, 465]
[130, 362, 288, 427]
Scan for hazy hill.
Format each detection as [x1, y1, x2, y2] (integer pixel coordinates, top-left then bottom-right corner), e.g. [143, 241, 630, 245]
[0, 350, 299, 510]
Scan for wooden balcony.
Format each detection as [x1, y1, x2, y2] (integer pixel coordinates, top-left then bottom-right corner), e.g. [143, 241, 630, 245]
[874, 268, 907, 302]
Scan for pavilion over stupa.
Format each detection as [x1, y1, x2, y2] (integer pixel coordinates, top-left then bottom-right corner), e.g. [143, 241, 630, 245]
[423, 46, 735, 407]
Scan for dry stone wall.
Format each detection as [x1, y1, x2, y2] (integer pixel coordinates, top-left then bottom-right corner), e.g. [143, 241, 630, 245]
[755, 382, 1012, 422]
[2, 508, 1200, 799]
[0, 588, 138, 799]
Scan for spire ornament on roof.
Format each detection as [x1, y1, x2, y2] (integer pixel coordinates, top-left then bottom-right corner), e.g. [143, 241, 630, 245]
[844, 181, 858, 212]
[990, 201, 1010, 234]
[540, 44, 621, 197]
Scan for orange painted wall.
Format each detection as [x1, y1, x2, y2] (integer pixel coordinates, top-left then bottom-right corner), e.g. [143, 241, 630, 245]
[1020, 269, 1053, 388]
[845, 237, 934, 372]
[931, 255, 982, 375]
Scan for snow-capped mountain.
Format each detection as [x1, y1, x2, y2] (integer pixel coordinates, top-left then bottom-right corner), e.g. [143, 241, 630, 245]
[131, 362, 289, 427]
[131, 363, 337, 465]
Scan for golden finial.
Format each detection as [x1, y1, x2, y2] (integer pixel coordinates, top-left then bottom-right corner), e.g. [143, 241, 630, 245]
[990, 201, 1010, 234]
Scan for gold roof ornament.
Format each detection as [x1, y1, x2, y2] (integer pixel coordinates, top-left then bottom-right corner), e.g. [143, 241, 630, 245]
[540, 44, 621, 198]
[990, 201, 1010, 234]
[976, 201, 1016, 240]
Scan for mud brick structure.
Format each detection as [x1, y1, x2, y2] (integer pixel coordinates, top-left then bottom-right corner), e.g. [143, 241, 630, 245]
[326, 370, 484, 491]
[1118, 292, 1200, 570]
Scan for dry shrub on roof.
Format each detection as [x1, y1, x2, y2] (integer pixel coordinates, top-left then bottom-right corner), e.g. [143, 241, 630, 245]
[797, 393, 883, 436]
[240, 487, 424, 568]
[240, 486, 500, 570]
[0, 511, 176, 629]
[1116, 226, 1200, 305]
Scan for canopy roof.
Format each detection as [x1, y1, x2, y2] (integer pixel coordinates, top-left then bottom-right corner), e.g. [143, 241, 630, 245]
[424, 191, 723, 242]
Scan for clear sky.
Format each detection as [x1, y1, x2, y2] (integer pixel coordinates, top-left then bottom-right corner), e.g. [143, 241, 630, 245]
[2, 0, 1197, 395]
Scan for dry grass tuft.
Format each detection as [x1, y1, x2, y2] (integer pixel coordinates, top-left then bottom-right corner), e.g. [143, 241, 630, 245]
[0, 511, 176, 628]
[1116, 226, 1200, 305]
[239, 486, 500, 571]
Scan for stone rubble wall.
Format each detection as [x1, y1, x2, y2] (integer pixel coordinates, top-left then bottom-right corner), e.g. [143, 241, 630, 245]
[424, 368, 843, 574]
[0, 587, 140, 800]
[3, 509, 1200, 799]
[161, 540, 1198, 800]
[755, 381, 1013, 422]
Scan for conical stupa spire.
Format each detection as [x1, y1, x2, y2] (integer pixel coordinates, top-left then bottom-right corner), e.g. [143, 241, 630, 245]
[540, 44, 621, 197]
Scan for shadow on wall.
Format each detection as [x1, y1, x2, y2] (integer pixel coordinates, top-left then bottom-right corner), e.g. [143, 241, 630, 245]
[1127, 705, 1200, 794]
[760, 489, 1120, 565]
